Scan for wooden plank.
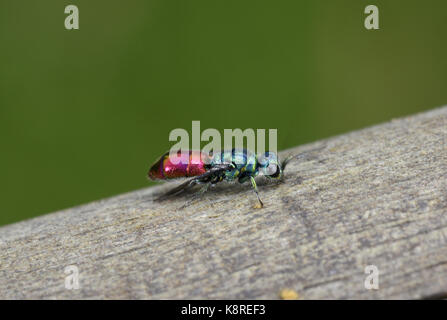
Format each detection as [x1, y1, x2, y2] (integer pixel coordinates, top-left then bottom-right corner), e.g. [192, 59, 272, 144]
[0, 106, 446, 299]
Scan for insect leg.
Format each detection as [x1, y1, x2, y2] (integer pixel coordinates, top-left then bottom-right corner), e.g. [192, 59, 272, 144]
[250, 176, 264, 208]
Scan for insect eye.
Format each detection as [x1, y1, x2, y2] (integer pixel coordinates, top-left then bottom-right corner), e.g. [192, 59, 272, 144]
[268, 164, 281, 178]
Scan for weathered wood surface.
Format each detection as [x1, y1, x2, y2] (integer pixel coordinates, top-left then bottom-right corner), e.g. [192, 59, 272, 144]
[0, 106, 446, 299]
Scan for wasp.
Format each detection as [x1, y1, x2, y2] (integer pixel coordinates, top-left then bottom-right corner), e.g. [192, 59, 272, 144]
[148, 149, 290, 207]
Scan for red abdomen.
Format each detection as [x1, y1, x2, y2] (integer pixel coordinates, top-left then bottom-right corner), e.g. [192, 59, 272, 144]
[148, 150, 209, 180]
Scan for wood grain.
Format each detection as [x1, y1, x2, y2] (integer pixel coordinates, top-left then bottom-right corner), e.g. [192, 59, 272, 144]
[0, 106, 446, 299]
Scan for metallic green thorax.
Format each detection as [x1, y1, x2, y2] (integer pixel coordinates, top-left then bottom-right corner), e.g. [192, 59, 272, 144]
[210, 149, 281, 183]
[209, 149, 255, 181]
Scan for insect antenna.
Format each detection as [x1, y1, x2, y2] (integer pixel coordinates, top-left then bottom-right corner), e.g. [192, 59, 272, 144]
[280, 155, 292, 172]
[278, 144, 327, 179]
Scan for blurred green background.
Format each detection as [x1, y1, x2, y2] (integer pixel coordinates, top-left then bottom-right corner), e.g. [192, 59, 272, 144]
[1, 1, 446, 226]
